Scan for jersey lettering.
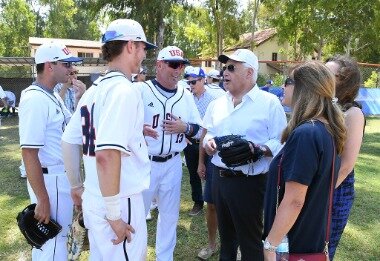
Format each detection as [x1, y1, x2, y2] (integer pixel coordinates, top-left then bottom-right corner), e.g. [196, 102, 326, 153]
[176, 133, 184, 143]
[81, 104, 96, 156]
[152, 114, 159, 129]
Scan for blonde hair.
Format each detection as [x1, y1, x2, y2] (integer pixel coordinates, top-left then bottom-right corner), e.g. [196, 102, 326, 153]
[282, 61, 346, 154]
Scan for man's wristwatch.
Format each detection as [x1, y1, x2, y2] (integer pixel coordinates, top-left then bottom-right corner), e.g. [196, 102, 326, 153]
[263, 238, 277, 252]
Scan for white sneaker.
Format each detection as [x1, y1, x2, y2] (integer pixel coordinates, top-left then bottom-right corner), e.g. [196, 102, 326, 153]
[146, 211, 152, 221]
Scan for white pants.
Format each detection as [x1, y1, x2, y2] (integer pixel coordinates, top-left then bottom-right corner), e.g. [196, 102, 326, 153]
[143, 154, 183, 261]
[27, 173, 73, 261]
[82, 191, 147, 261]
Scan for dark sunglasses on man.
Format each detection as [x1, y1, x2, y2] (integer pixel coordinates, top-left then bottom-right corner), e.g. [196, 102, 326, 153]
[222, 64, 236, 73]
[165, 61, 184, 70]
[187, 79, 202, 85]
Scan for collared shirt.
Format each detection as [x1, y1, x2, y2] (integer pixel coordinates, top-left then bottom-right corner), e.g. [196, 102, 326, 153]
[54, 83, 75, 113]
[203, 85, 287, 175]
[193, 87, 224, 140]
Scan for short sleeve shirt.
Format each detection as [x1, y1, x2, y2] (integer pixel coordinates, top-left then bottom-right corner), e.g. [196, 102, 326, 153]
[263, 120, 341, 253]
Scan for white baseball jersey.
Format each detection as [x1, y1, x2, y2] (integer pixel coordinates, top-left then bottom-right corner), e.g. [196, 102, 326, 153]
[62, 71, 150, 197]
[134, 79, 202, 156]
[19, 83, 73, 261]
[19, 84, 71, 167]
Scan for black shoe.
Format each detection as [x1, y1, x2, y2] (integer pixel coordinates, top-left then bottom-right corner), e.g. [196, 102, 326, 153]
[189, 203, 203, 216]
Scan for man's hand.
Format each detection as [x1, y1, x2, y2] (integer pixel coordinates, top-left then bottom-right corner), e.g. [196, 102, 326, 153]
[143, 124, 159, 139]
[162, 113, 187, 134]
[107, 218, 135, 245]
[34, 197, 51, 224]
[71, 186, 84, 210]
[72, 79, 86, 100]
[204, 139, 217, 156]
[197, 163, 206, 180]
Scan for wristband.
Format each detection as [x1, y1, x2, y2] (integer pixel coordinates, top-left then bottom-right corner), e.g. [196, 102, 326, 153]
[103, 194, 122, 221]
[185, 123, 191, 135]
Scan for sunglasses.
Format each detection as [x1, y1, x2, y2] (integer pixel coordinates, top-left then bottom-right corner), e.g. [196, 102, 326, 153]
[70, 70, 79, 76]
[53, 61, 73, 68]
[222, 64, 236, 73]
[187, 79, 202, 85]
[284, 77, 295, 86]
[102, 30, 123, 43]
[140, 71, 146, 75]
[165, 61, 184, 70]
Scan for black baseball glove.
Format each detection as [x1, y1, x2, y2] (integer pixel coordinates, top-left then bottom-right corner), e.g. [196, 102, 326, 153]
[17, 203, 62, 249]
[214, 135, 263, 167]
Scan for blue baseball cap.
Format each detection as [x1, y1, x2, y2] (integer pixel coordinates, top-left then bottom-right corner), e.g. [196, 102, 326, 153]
[186, 67, 206, 78]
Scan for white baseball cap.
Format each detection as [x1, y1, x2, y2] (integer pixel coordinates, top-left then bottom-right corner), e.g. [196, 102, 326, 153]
[218, 49, 258, 70]
[102, 19, 156, 49]
[207, 69, 221, 79]
[157, 46, 189, 63]
[34, 41, 83, 64]
[186, 67, 206, 78]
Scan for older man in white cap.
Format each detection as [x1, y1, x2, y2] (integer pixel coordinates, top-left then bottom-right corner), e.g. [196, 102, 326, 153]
[18, 41, 83, 261]
[134, 46, 202, 261]
[62, 19, 156, 260]
[203, 49, 287, 260]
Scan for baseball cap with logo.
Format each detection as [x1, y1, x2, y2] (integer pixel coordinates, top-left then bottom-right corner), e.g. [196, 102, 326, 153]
[186, 67, 206, 78]
[207, 69, 221, 79]
[102, 19, 157, 49]
[218, 49, 258, 70]
[157, 46, 189, 64]
[34, 41, 83, 64]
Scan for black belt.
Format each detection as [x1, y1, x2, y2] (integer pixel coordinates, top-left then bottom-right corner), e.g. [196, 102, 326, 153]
[42, 167, 48, 174]
[149, 152, 179, 163]
[218, 167, 247, 177]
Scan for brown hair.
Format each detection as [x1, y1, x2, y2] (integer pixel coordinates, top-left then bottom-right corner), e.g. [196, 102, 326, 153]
[325, 55, 361, 111]
[282, 61, 346, 154]
[101, 41, 128, 62]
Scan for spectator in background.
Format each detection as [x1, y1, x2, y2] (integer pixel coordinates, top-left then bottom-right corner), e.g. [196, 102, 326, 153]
[325, 55, 365, 260]
[0, 85, 17, 116]
[54, 68, 86, 113]
[261, 79, 273, 92]
[132, 66, 147, 82]
[206, 69, 225, 96]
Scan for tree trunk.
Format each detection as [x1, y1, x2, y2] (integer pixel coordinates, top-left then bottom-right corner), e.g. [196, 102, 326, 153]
[250, 0, 260, 50]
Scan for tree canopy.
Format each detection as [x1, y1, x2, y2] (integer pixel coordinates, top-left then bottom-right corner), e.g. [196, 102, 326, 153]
[0, 0, 379, 63]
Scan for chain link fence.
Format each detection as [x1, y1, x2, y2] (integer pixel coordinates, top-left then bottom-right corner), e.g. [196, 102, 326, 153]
[1, 58, 379, 107]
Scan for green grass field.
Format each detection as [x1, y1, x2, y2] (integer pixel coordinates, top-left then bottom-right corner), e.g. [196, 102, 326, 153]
[0, 116, 379, 260]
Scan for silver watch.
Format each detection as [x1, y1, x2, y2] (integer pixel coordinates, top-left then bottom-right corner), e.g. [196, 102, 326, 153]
[263, 238, 277, 252]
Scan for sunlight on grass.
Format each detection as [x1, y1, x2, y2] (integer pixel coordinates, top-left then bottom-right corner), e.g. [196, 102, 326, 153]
[0, 116, 378, 260]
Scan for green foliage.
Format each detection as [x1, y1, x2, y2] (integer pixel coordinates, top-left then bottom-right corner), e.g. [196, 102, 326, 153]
[363, 71, 379, 88]
[40, 0, 101, 40]
[0, 0, 36, 56]
[263, 0, 380, 63]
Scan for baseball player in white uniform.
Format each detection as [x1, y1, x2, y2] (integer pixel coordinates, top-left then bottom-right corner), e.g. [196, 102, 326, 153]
[134, 46, 202, 261]
[18, 41, 83, 261]
[62, 19, 156, 261]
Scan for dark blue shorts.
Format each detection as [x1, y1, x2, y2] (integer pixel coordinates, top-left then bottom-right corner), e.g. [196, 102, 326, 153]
[203, 156, 215, 204]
